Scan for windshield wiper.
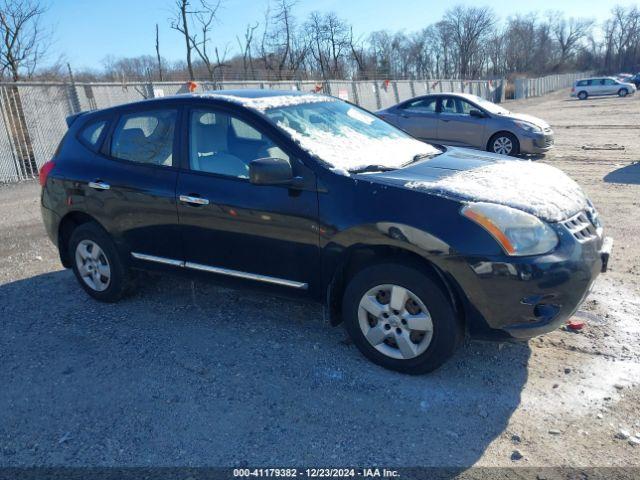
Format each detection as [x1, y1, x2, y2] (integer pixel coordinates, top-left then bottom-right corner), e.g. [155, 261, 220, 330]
[411, 151, 442, 163]
[349, 164, 396, 174]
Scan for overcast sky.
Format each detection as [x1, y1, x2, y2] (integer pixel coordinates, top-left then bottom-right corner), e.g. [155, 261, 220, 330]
[44, 0, 638, 70]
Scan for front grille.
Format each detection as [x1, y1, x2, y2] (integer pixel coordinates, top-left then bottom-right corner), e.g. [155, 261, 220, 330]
[562, 211, 599, 242]
[543, 136, 554, 147]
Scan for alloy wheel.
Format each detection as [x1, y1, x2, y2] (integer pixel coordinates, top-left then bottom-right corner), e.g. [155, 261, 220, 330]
[493, 136, 513, 155]
[75, 239, 111, 292]
[357, 284, 434, 360]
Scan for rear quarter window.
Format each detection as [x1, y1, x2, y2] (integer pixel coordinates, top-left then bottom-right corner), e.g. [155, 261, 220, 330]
[576, 80, 588, 87]
[79, 119, 108, 151]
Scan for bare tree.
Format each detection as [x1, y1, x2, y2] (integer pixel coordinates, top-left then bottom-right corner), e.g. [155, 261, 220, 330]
[348, 27, 368, 78]
[155, 23, 163, 81]
[237, 22, 258, 79]
[170, 0, 195, 80]
[443, 6, 495, 78]
[305, 12, 350, 79]
[0, 0, 50, 81]
[550, 13, 594, 69]
[188, 0, 227, 81]
[263, 0, 307, 79]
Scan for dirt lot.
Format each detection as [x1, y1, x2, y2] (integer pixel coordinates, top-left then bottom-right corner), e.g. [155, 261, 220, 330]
[0, 89, 639, 471]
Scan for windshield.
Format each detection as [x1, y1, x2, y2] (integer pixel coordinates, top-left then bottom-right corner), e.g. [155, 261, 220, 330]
[262, 99, 440, 172]
[470, 95, 511, 115]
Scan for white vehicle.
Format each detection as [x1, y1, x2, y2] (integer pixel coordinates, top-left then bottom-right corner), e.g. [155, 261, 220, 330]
[571, 77, 637, 100]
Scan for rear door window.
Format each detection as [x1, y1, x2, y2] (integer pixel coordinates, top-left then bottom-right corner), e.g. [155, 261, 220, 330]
[110, 109, 177, 167]
[403, 97, 437, 113]
[440, 97, 473, 115]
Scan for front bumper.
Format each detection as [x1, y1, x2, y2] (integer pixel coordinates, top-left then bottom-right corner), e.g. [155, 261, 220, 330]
[519, 131, 554, 154]
[448, 229, 612, 340]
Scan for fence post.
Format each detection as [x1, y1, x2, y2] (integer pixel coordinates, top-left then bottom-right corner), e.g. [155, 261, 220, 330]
[373, 81, 382, 110]
[66, 64, 82, 114]
[351, 81, 360, 106]
[0, 86, 21, 180]
[392, 81, 400, 103]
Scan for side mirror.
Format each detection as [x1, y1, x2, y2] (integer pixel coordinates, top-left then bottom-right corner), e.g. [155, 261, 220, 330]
[469, 109, 485, 118]
[249, 157, 294, 186]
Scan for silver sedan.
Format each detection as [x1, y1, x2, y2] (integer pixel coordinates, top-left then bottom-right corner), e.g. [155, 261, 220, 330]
[377, 93, 554, 156]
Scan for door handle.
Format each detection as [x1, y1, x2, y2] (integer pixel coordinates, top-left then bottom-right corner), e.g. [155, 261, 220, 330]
[179, 194, 210, 206]
[88, 180, 110, 190]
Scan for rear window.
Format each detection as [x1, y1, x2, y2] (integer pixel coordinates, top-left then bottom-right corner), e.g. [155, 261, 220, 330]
[79, 120, 107, 150]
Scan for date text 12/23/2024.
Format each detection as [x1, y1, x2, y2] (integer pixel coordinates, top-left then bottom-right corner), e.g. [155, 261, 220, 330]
[233, 468, 400, 478]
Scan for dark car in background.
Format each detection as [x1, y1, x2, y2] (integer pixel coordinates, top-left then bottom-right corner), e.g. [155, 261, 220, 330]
[377, 93, 554, 156]
[39, 90, 611, 374]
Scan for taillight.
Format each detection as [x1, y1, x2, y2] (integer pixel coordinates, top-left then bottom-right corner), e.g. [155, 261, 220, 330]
[571, 87, 575, 92]
[39, 161, 56, 187]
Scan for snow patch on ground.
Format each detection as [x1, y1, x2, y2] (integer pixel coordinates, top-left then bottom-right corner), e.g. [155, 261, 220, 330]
[406, 160, 589, 222]
[521, 276, 640, 417]
[278, 123, 439, 173]
[196, 93, 334, 111]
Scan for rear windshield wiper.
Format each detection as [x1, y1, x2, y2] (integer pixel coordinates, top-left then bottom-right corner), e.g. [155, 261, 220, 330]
[349, 164, 396, 174]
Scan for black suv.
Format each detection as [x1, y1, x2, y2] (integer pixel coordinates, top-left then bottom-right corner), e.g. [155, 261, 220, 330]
[40, 90, 612, 374]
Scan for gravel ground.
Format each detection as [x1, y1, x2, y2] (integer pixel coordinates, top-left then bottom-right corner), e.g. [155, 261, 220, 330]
[0, 89, 639, 469]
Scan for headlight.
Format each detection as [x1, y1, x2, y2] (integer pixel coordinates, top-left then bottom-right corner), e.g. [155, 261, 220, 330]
[514, 120, 542, 134]
[461, 202, 558, 256]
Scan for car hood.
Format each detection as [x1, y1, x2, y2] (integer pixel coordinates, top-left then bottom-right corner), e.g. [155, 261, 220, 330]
[501, 112, 550, 130]
[366, 147, 588, 222]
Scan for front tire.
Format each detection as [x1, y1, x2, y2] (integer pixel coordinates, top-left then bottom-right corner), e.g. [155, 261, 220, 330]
[618, 88, 629, 97]
[342, 262, 461, 374]
[68, 223, 133, 302]
[489, 132, 520, 156]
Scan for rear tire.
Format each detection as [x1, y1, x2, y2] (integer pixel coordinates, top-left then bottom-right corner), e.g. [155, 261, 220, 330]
[488, 132, 520, 156]
[578, 91, 588, 100]
[68, 223, 133, 302]
[342, 262, 461, 374]
[618, 88, 629, 97]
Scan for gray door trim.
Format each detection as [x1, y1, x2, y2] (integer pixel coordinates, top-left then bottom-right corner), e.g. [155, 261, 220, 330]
[131, 252, 308, 289]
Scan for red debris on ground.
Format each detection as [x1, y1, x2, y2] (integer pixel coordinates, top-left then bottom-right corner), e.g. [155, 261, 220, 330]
[566, 320, 585, 331]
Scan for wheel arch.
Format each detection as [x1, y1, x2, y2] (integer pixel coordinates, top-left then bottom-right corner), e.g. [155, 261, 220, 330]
[487, 130, 519, 152]
[57, 211, 107, 268]
[325, 244, 465, 331]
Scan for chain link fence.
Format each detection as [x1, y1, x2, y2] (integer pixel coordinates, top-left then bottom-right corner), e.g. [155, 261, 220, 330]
[0, 78, 507, 183]
[514, 72, 593, 100]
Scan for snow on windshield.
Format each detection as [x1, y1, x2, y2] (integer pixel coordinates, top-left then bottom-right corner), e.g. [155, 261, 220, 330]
[406, 160, 588, 222]
[263, 100, 440, 173]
